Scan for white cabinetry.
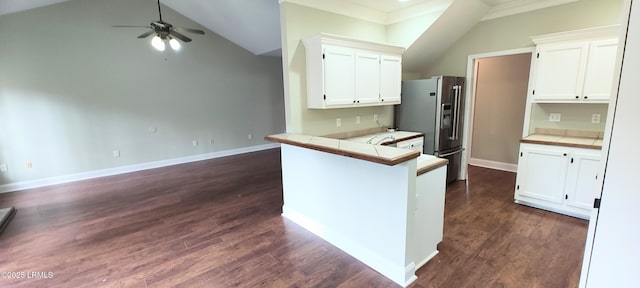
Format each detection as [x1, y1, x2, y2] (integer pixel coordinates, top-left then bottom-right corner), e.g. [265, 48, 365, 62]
[515, 143, 600, 219]
[323, 46, 355, 106]
[530, 26, 619, 103]
[583, 39, 619, 101]
[303, 33, 405, 109]
[379, 54, 402, 104]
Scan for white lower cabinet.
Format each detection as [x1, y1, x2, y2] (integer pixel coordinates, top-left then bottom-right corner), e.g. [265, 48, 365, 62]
[514, 143, 600, 219]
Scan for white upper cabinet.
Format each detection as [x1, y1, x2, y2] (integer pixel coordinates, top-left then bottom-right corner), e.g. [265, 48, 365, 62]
[530, 26, 619, 103]
[533, 42, 589, 101]
[323, 46, 356, 106]
[583, 39, 619, 101]
[303, 33, 405, 109]
[355, 51, 381, 105]
[380, 54, 402, 105]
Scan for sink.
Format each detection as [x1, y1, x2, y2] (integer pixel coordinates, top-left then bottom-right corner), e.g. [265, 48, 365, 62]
[347, 133, 395, 145]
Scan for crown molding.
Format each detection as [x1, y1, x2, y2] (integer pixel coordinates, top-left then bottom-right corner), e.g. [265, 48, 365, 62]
[280, 0, 387, 24]
[481, 0, 579, 21]
[530, 25, 620, 44]
[280, 0, 452, 25]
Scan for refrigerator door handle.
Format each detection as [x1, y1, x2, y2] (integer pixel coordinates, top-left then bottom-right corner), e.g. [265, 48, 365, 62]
[453, 85, 462, 140]
[437, 148, 465, 157]
[450, 86, 459, 140]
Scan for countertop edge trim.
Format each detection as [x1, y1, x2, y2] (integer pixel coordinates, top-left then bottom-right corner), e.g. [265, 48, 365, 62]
[520, 139, 602, 150]
[417, 159, 449, 176]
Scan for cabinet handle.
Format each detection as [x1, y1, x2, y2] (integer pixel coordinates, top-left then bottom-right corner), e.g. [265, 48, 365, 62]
[571, 158, 574, 163]
[357, 100, 360, 103]
[563, 153, 567, 156]
[565, 194, 568, 200]
[353, 100, 356, 103]
[575, 96, 579, 99]
[584, 96, 588, 99]
[381, 99, 384, 102]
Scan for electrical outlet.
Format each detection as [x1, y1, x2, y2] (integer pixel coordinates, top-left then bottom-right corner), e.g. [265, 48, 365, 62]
[209, 138, 215, 145]
[192, 140, 198, 147]
[148, 127, 157, 133]
[549, 113, 561, 122]
[356, 116, 361, 124]
[248, 134, 252, 140]
[336, 118, 342, 127]
[373, 114, 378, 122]
[25, 161, 32, 169]
[113, 150, 120, 158]
[0, 163, 7, 172]
[592, 114, 601, 124]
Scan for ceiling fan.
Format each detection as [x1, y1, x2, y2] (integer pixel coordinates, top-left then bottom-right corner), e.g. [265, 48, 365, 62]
[113, 0, 205, 51]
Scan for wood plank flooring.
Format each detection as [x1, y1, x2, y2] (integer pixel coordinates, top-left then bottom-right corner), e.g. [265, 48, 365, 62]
[0, 149, 588, 287]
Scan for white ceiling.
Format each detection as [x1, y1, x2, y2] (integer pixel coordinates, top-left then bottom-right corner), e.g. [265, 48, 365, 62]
[0, 0, 578, 62]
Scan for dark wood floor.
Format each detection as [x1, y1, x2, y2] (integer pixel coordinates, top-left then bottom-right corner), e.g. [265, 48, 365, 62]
[0, 149, 588, 288]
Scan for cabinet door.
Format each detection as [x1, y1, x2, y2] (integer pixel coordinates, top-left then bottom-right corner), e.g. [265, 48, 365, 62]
[566, 152, 600, 210]
[323, 45, 355, 106]
[380, 54, 402, 104]
[516, 145, 570, 203]
[355, 51, 381, 105]
[533, 42, 589, 101]
[583, 39, 619, 101]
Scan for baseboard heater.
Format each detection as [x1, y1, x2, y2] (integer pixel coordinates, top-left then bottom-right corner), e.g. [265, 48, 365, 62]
[0, 207, 16, 235]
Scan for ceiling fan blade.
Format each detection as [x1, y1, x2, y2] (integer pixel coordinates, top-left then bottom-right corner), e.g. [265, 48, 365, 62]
[177, 27, 205, 35]
[113, 25, 151, 28]
[169, 30, 192, 42]
[137, 30, 156, 39]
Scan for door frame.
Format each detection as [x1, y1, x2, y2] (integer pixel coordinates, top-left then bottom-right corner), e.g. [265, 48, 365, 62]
[460, 47, 535, 179]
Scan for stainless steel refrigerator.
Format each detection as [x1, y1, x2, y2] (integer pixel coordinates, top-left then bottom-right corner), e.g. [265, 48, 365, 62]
[395, 76, 465, 183]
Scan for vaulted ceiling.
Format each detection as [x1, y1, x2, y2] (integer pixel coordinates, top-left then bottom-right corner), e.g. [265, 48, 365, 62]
[0, 0, 578, 69]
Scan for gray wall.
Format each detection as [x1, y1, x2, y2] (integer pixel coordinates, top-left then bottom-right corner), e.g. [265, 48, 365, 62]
[0, 0, 285, 185]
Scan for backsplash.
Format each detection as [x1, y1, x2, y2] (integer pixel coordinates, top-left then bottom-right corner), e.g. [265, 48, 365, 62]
[528, 103, 608, 135]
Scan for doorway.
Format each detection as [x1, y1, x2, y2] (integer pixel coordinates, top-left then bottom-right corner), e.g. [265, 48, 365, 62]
[461, 48, 534, 178]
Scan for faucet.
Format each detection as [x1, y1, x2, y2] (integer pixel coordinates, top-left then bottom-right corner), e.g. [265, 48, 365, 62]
[373, 135, 395, 145]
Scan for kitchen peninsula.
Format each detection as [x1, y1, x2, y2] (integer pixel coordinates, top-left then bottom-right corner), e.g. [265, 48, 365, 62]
[265, 133, 447, 287]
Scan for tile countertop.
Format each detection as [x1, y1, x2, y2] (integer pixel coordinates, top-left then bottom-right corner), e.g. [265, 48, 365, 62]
[265, 133, 448, 174]
[265, 133, 420, 166]
[521, 134, 602, 150]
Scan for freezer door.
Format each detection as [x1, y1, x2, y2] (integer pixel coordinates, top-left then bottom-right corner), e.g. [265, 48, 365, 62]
[395, 79, 438, 154]
[437, 148, 464, 183]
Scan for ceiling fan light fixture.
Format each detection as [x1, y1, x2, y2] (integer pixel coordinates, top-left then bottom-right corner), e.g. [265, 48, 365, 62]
[169, 38, 181, 51]
[151, 35, 165, 51]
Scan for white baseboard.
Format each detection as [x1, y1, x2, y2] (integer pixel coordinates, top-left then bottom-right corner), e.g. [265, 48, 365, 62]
[0, 143, 280, 194]
[468, 158, 517, 172]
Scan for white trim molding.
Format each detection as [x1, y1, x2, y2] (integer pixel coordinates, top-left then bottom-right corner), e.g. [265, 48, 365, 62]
[468, 158, 518, 172]
[482, 0, 579, 21]
[0, 143, 280, 194]
[462, 47, 535, 180]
